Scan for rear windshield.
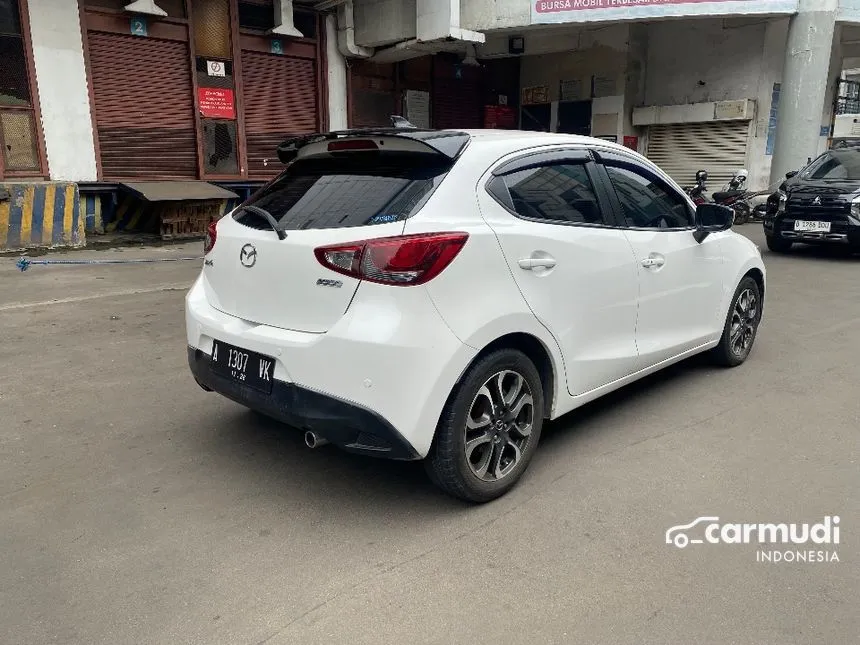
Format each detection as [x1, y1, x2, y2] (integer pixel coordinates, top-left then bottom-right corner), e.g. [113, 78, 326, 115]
[801, 150, 860, 181]
[235, 153, 452, 231]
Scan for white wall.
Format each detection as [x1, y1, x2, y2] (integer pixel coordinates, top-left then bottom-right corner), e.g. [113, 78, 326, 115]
[27, 0, 97, 182]
[354, 0, 416, 47]
[644, 17, 789, 190]
[462, 0, 530, 31]
[516, 24, 628, 101]
[645, 18, 769, 106]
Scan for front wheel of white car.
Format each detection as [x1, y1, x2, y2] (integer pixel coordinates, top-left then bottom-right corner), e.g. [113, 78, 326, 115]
[711, 276, 762, 367]
[426, 349, 544, 503]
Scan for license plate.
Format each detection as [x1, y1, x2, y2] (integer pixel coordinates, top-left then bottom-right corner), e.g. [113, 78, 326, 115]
[211, 340, 275, 394]
[794, 220, 831, 232]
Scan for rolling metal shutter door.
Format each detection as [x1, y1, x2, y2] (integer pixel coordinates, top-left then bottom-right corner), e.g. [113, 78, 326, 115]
[433, 79, 482, 129]
[433, 59, 483, 130]
[87, 33, 197, 180]
[349, 61, 397, 128]
[242, 51, 318, 179]
[646, 121, 750, 189]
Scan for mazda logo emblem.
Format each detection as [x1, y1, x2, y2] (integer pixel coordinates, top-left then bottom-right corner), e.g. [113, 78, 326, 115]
[239, 244, 257, 268]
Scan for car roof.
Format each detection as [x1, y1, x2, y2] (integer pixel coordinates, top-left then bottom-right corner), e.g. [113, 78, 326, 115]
[452, 128, 636, 156]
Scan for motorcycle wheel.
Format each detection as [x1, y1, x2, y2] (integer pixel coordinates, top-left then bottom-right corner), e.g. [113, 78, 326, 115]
[732, 202, 750, 225]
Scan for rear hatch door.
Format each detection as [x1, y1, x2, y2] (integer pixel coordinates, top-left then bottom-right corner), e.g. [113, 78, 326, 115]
[202, 130, 469, 333]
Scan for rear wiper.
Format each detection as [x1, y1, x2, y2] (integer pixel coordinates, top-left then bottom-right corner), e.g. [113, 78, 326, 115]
[235, 205, 287, 240]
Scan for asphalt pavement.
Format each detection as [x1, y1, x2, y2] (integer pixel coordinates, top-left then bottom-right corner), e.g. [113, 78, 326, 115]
[1, 228, 857, 645]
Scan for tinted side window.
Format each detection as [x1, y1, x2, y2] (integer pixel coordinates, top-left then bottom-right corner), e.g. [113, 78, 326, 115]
[502, 164, 608, 225]
[604, 165, 693, 229]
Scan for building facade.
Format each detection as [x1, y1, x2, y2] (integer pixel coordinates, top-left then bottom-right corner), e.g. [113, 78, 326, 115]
[1, 0, 859, 250]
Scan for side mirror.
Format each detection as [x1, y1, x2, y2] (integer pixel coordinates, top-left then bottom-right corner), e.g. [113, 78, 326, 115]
[785, 170, 798, 179]
[694, 203, 733, 243]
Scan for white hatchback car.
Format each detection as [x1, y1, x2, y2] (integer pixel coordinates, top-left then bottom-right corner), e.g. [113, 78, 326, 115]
[186, 125, 765, 503]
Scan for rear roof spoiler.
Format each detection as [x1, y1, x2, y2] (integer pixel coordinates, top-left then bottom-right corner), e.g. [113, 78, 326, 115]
[276, 116, 471, 164]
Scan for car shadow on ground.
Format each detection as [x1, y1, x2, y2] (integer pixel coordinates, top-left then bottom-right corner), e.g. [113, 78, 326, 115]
[764, 243, 859, 262]
[194, 352, 722, 514]
[538, 352, 720, 449]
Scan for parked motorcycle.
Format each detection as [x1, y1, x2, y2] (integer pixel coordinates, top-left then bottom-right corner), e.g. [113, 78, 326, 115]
[683, 169, 710, 205]
[711, 169, 753, 225]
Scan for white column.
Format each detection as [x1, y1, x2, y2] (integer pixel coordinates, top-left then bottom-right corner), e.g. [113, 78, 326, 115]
[621, 23, 647, 151]
[769, 0, 840, 184]
[27, 0, 97, 181]
[818, 23, 843, 156]
[325, 14, 349, 132]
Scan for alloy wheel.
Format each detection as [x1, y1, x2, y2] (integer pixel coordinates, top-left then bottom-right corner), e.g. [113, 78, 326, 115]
[464, 370, 534, 482]
[729, 288, 758, 357]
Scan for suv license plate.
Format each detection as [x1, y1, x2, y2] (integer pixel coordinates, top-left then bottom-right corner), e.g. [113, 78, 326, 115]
[794, 220, 831, 232]
[211, 340, 275, 394]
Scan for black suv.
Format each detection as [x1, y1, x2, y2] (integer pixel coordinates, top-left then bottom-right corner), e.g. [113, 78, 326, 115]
[763, 148, 860, 254]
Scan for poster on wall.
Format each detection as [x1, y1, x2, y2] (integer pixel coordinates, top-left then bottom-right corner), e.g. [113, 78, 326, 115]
[560, 79, 583, 102]
[765, 83, 780, 156]
[522, 85, 549, 105]
[592, 75, 617, 98]
[206, 61, 226, 77]
[485, 105, 517, 129]
[531, 0, 798, 25]
[404, 90, 431, 129]
[198, 88, 236, 120]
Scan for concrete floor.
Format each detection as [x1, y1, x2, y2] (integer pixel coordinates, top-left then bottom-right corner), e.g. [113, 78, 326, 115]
[1, 228, 857, 645]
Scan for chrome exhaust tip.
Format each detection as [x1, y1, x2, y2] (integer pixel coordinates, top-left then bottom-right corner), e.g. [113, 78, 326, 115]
[304, 431, 329, 449]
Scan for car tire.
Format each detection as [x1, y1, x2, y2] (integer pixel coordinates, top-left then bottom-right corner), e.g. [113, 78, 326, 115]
[710, 276, 762, 367]
[765, 235, 792, 253]
[426, 349, 544, 503]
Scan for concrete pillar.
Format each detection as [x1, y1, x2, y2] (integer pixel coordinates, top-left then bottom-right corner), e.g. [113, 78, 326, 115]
[818, 23, 843, 156]
[769, 0, 840, 184]
[325, 14, 349, 131]
[621, 23, 648, 152]
[27, 0, 98, 181]
[749, 18, 789, 191]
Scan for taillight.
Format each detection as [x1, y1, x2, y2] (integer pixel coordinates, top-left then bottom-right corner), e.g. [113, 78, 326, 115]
[314, 232, 469, 286]
[204, 220, 217, 255]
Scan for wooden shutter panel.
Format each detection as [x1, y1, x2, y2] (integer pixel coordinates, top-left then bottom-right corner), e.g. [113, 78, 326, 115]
[242, 50, 318, 178]
[433, 60, 483, 130]
[349, 61, 397, 128]
[87, 32, 197, 180]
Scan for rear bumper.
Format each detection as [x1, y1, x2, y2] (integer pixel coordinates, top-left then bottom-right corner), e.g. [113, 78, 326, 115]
[188, 346, 420, 460]
[184, 272, 477, 459]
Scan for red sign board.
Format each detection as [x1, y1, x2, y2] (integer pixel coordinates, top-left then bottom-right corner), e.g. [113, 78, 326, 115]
[484, 105, 517, 129]
[536, 0, 736, 13]
[623, 135, 639, 151]
[198, 87, 235, 119]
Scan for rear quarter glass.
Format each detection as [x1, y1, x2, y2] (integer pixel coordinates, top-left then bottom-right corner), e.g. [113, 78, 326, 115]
[235, 152, 454, 232]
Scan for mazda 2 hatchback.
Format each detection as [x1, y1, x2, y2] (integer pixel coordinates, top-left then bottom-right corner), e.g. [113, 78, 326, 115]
[186, 126, 766, 503]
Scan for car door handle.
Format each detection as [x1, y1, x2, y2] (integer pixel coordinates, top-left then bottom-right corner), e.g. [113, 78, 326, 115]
[518, 257, 557, 270]
[641, 257, 665, 268]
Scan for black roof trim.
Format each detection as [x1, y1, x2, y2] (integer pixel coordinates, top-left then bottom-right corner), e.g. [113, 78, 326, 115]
[277, 121, 471, 164]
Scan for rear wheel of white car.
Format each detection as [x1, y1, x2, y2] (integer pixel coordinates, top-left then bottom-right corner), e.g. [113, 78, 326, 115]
[426, 349, 544, 503]
[711, 276, 762, 367]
